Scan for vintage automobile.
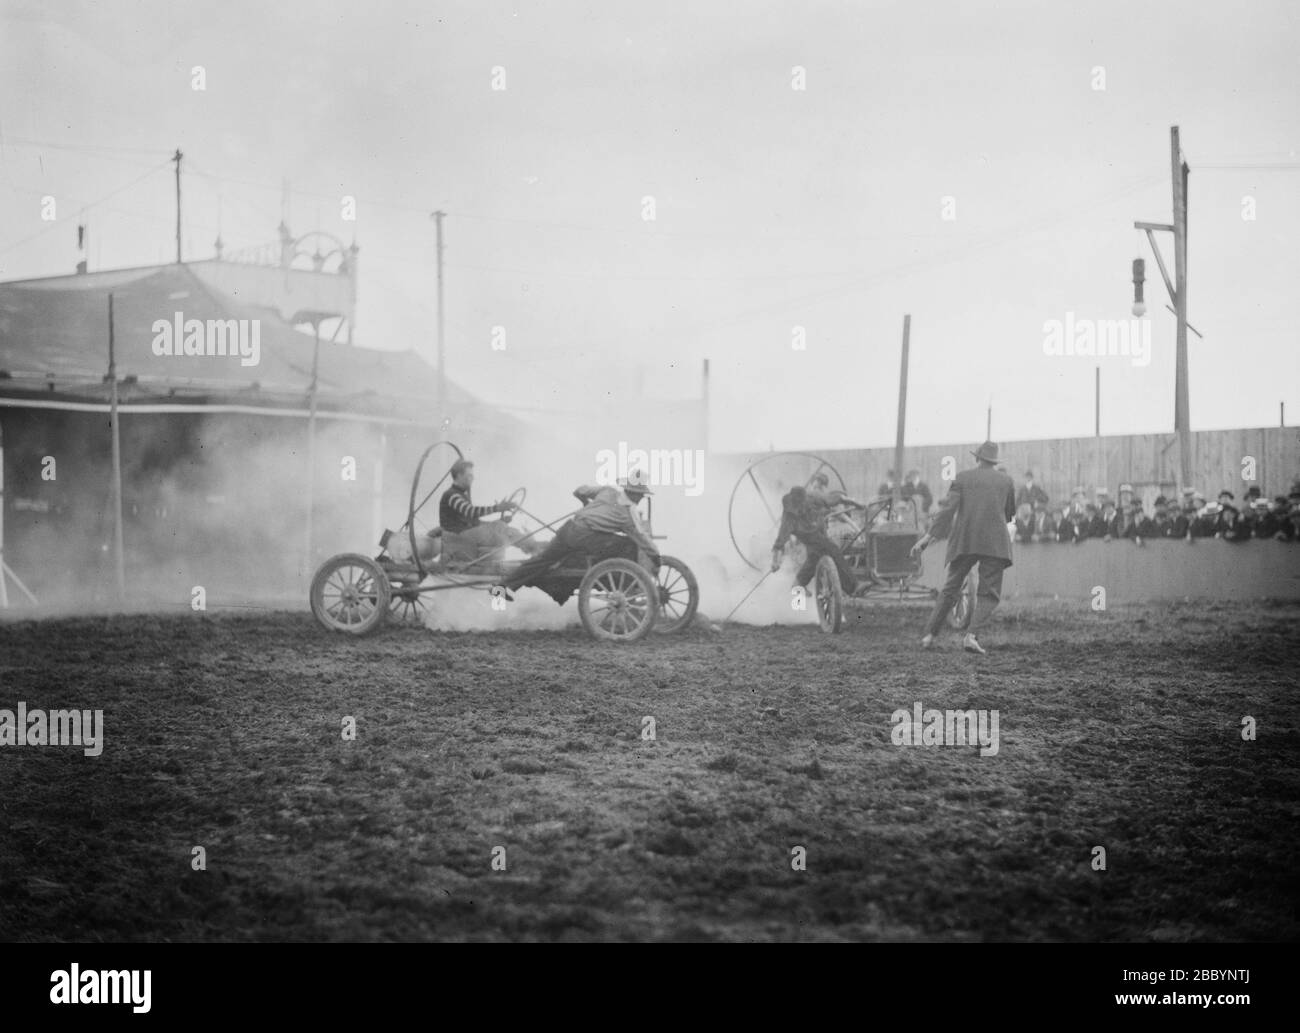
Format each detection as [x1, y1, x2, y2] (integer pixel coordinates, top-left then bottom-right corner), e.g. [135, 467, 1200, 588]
[727, 451, 974, 634]
[310, 442, 699, 643]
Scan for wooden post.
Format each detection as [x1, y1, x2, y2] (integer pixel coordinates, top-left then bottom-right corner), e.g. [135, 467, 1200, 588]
[434, 210, 447, 428]
[108, 294, 126, 602]
[1171, 126, 1191, 488]
[304, 320, 320, 580]
[372, 428, 386, 549]
[173, 149, 183, 263]
[1133, 126, 1193, 490]
[1095, 366, 1100, 437]
[701, 358, 710, 456]
[893, 315, 910, 508]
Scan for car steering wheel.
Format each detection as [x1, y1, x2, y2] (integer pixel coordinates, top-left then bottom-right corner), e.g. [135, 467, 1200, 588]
[501, 486, 526, 523]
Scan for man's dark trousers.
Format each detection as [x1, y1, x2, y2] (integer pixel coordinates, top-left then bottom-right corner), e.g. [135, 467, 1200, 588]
[924, 554, 1007, 636]
[794, 530, 857, 593]
[504, 521, 638, 591]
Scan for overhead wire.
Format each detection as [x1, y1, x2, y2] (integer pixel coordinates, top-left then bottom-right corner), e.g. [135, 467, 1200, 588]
[0, 158, 172, 258]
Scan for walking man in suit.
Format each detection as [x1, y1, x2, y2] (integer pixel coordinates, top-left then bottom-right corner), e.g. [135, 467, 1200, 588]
[910, 440, 1016, 654]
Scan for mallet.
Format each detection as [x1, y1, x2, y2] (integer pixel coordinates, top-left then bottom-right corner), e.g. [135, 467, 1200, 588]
[723, 569, 774, 623]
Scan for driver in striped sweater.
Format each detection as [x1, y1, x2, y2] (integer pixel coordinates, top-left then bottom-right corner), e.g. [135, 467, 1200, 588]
[438, 459, 541, 565]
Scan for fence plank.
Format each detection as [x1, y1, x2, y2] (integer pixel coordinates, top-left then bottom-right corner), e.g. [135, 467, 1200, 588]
[731, 426, 1299, 509]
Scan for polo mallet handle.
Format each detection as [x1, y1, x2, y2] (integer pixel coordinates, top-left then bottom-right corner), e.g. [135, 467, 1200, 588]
[724, 569, 774, 623]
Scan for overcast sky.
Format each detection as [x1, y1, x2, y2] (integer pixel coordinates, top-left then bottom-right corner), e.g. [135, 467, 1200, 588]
[1, 0, 1296, 453]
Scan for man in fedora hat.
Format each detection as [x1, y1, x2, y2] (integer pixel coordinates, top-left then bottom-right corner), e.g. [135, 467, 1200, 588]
[910, 440, 1016, 654]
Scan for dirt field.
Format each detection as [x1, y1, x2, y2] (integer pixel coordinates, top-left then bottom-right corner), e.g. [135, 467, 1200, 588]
[1, 600, 1297, 942]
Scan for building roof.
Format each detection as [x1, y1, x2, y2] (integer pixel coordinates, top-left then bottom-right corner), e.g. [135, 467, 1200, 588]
[0, 262, 473, 422]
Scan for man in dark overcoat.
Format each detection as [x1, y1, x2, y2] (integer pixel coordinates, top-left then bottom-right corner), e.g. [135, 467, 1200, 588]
[910, 440, 1016, 654]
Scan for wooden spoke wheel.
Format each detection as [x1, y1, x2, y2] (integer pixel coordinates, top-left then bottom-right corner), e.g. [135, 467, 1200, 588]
[946, 570, 977, 630]
[652, 555, 699, 633]
[814, 554, 843, 634]
[578, 558, 659, 643]
[310, 553, 392, 636]
[389, 585, 429, 625]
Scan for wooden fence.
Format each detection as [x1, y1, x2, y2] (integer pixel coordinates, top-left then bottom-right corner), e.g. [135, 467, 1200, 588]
[731, 426, 1299, 509]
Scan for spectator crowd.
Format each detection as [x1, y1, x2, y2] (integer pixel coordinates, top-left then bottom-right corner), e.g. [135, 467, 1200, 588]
[1005, 471, 1300, 544]
[870, 467, 1300, 543]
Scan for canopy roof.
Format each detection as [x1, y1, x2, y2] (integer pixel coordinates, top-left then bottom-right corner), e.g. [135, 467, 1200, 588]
[0, 263, 467, 422]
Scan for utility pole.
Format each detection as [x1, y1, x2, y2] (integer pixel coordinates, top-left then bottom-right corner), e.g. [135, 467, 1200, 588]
[214, 195, 224, 260]
[1134, 125, 1191, 489]
[108, 294, 126, 602]
[304, 320, 321, 580]
[892, 315, 910, 508]
[1095, 365, 1103, 492]
[1172, 126, 1190, 486]
[701, 358, 710, 455]
[173, 149, 183, 263]
[433, 210, 447, 431]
